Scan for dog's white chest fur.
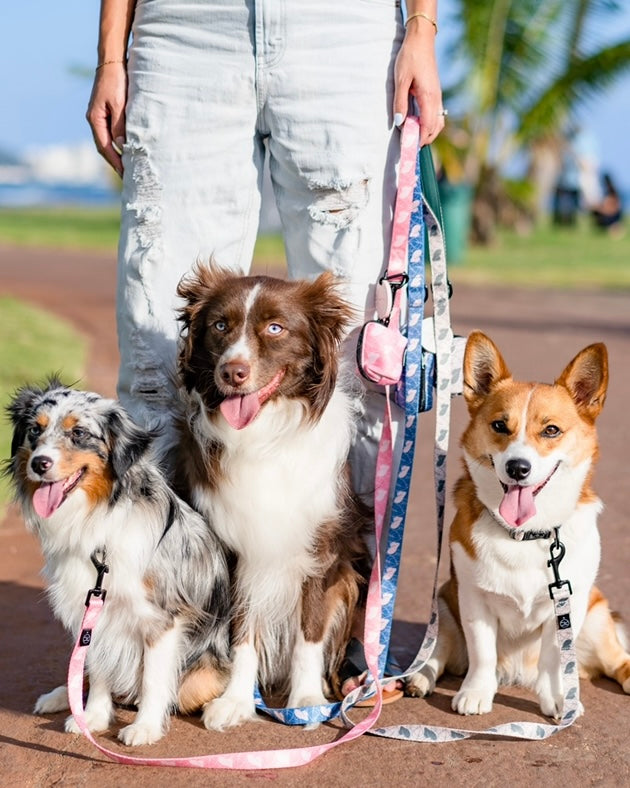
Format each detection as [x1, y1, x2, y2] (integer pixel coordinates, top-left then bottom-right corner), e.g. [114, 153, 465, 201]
[192, 387, 352, 566]
[454, 503, 601, 636]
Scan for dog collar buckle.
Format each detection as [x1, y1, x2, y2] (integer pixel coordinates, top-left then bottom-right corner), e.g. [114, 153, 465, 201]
[85, 548, 109, 606]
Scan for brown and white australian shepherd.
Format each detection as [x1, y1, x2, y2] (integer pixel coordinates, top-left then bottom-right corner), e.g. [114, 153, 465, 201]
[407, 331, 630, 717]
[175, 264, 371, 730]
[6, 381, 231, 745]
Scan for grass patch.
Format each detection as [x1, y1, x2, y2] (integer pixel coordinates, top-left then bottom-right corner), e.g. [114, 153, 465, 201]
[0, 297, 87, 513]
[451, 219, 630, 290]
[0, 207, 628, 289]
[0, 206, 120, 249]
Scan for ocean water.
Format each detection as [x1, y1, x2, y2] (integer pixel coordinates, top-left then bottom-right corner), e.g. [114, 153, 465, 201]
[0, 181, 119, 207]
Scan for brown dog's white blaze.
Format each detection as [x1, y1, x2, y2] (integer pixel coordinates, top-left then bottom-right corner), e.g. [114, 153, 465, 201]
[177, 263, 355, 425]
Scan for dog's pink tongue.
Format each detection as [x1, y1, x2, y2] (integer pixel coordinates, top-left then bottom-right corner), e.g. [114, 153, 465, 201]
[220, 393, 261, 430]
[33, 481, 65, 519]
[499, 485, 537, 528]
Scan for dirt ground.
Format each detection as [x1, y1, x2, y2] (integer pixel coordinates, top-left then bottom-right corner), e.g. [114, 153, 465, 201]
[1, 244, 629, 787]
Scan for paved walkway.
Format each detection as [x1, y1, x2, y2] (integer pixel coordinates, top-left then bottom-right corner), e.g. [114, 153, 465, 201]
[1, 244, 629, 786]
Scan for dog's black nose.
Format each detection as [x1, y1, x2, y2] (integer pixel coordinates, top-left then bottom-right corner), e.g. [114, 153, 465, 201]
[31, 455, 53, 476]
[505, 458, 531, 481]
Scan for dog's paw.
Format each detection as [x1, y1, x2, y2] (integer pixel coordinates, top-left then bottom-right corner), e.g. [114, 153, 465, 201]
[64, 706, 112, 735]
[202, 695, 257, 731]
[405, 671, 436, 698]
[452, 688, 493, 715]
[34, 685, 69, 715]
[118, 721, 165, 746]
[539, 692, 585, 720]
[539, 692, 563, 719]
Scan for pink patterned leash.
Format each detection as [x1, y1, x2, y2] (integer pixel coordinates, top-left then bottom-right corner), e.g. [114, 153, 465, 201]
[67, 538, 386, 769]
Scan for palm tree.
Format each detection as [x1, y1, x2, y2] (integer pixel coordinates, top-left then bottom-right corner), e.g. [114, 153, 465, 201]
[435, 0, 630, 242]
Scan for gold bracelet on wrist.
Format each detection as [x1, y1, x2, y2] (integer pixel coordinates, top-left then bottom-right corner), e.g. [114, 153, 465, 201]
[95, 59, 126, 71]
[405, 12, 438, 34]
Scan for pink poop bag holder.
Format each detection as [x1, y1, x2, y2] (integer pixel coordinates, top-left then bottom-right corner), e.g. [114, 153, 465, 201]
[356, 273, 410, 387]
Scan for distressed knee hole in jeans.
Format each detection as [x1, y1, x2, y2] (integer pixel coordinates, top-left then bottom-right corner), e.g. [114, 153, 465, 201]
[307, 178, 370, 230]
[125, 143, 163, 250]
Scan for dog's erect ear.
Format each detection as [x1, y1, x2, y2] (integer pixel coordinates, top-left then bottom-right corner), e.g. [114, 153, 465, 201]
[555, 343, 608, 422]
[106, 404, 154, 479]
[463, 331, 512, 412]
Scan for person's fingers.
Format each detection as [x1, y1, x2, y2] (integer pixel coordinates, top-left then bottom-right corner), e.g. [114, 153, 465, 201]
[393, 78, 410, 128]
[87, 106, 122, 177]
[86, 66, 127, 177]
[416, 92, 446, 146]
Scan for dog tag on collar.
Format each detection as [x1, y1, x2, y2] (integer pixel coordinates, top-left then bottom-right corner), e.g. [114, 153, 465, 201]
[375, 280, 393, 321]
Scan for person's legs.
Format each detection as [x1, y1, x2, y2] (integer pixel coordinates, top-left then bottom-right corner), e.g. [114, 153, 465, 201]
[118, 0, 263, 454]
[263, 0, 406, 502]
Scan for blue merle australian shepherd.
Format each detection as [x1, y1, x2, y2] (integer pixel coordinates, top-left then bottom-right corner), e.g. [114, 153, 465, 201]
[6, 379, 231, 746]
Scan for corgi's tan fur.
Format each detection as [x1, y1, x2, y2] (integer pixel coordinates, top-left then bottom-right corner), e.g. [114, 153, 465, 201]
[407, 331, 630, 717]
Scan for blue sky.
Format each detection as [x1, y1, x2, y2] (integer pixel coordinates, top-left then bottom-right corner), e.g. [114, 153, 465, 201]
[1, 1, 629, 189]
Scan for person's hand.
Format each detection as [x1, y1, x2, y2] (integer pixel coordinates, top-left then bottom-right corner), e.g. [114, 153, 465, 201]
[86, 62, 128, 177]
[393, 22, 444, 147]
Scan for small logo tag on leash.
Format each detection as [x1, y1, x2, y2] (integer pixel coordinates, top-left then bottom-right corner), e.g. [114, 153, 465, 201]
[557, 614, 571, 630]
[80, 628, 92, 646]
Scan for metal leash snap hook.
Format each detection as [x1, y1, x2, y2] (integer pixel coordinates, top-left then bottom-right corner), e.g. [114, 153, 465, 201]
[547, 528, 572, 600]
[375, 272, 409, 323]
[86, 548, 109, 606]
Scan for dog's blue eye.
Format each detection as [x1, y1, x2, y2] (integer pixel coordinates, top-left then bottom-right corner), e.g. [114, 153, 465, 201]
[71, 427, 86, 439]
[214, 320, 227, 332]
[267, 323, 283, 335]
[28, 425, 42, 439]
[491, 420, 510, 435]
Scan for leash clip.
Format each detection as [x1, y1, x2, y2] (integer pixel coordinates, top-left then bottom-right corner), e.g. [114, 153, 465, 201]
[86, 548, 109, 606]
[375, 273, 409, 324]
[547, 528, 572, 600]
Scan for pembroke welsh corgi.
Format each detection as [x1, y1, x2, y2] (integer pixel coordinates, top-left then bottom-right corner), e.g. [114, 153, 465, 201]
[407, 331, 630, 718]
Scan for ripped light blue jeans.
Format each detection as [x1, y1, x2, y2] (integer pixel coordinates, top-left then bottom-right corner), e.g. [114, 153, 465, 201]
[119, 0, 405, 498]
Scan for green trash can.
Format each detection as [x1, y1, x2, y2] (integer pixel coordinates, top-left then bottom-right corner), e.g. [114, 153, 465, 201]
[437, 181, 473, 264]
